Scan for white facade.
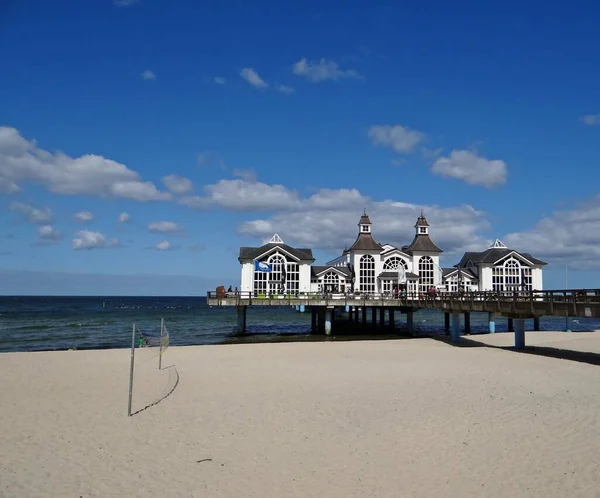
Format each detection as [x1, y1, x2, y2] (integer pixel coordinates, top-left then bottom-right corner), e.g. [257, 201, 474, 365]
[238, 219, 546, 296]
[442, 239, 546, 292]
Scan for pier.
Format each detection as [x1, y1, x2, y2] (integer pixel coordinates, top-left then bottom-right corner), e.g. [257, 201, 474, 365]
[207, 289, 600, 349]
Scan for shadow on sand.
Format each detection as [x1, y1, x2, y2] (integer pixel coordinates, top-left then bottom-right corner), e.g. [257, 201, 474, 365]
[131, 364, 180, 417]
[432, 334, 600, 368]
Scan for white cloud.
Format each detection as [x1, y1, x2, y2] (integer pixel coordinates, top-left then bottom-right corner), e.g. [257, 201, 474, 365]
[0, 177, 20, 193]
[292, 57, 361, 82]
[240, 68, 268, 89]
[213, 77, 226, 85]
[237, 187, 490, 258]
[113, 0, 138, 6]
[118, 212, 130, 223]
[10, 201, 52, 224]
[142, 69, 156, 80]
[581, 113, 600, 125]
[75, 211, 93, 222]
[72, 230, 119, 250]
[179, 178, 299, 211]
[276, 84, 295, 94]
[148, 221, 183, 233]
[431, 150, 507, 188]
[368, 125, 425, 153]
[162, 174, 193, 194]
[503, 194, 600, 269]
[155, 240, 172, 251]
[37, 225, 62, 244]
[0, 127, 171, 201]
[232, 168, 257, 182]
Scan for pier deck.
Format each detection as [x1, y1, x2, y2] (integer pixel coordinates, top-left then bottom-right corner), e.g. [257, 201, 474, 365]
[207, 289, 600, 319]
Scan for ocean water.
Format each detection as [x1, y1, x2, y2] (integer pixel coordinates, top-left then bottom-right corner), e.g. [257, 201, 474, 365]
[1, 296, 599, 353]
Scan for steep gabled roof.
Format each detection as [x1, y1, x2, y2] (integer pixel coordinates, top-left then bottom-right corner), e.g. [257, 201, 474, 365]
[403, 235, 443, 254]
[347, 232, 383, 252]
[239, 243, 314, 262]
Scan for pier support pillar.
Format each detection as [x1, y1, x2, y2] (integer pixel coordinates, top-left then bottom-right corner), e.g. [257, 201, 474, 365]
[362, 307, 367, 327]
[236, 305, 247, 334]
[444, 312, 450, 335]
[354, 307, 359, 323]
[488, 313, 496, 334]
[311, 309, 317, 333]
[345, 305, 350, 313]
[406, 311, 414, 336]
[372, 307, 377, 327]
[299, 304, 305, 313]
[318, 308, 326, 334]
[450, 313, 460, 343]
[514, 318, 525, 350]
[389, 308, 395, 329]
[464, 312, 471, 335]
[533, 316, 540, 331]
[507, 318, 514, 332]
[325, 307, 333, 336]
[348, 306, 353, 321]
[379, 307, 385, 329]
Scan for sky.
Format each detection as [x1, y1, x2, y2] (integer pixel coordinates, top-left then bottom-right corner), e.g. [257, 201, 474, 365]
[1, 0, 599, 295]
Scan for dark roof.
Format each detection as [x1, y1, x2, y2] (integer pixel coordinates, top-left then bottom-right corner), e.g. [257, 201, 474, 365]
[348, 232, 383, 252]
[403, 234, 443, 254]
[311, 266, 352, 278]
[239, 243, 314, 262]
[358, 211, 372, 225]
[415, 214, 429, 227]
[406, 272, 419, 280]
[378, 271, 419, 280]
[457, 248, 547, 267]
[442, 267, 479, 280]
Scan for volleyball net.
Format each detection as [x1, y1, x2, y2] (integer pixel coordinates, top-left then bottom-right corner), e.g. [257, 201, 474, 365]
[127, 318, 171, 417]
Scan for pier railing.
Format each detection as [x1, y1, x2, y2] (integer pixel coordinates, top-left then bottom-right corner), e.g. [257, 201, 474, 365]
[206, 289, 600, 318]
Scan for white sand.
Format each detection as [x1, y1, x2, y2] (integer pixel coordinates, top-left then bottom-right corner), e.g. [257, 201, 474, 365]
[1, 332, 600, 497]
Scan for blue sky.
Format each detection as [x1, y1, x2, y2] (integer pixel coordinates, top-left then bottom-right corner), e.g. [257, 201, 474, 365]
[1, 0, 599, 295]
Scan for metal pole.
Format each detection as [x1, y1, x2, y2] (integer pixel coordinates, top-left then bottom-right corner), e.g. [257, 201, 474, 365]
[159, 318, 164, 370]
[565, 266, 568, 331]
[127, 323, 136, 417]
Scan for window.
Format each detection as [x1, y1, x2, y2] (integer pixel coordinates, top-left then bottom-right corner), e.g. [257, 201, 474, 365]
[321, 271, 340, 293]
[504, 259, 520, 291]
[383, 257, 408, 271]
[522, 267, 532, 291]
[419, 227, 427, 234]
[254, 271, 267, 296]
[361, 225, 369, 232]
[418, 256, 434, 292]
[286, 262, 299, 294]
[254, 252, 290, 295]
[359, 254, 375, 293]
[492, 257, 529, 292]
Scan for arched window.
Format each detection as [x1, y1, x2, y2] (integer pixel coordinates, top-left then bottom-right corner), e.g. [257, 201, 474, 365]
[492, 257, 526, 292]
[268, 254, 285, 294]
[504, 258, 520, 291]
[359, 255, 375, 293]
[418, 256, 434, 292]
[383, 257, 408, 271]
[321, 271, 340, 293]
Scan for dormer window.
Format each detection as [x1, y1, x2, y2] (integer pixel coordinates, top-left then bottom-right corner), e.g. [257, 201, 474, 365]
[361, 225, 369, 232]
[419, 227, 427, 234]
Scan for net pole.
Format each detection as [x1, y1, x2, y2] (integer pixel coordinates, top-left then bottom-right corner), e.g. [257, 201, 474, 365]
[127, 323, 136, 417]
[159, 318, 164, 370]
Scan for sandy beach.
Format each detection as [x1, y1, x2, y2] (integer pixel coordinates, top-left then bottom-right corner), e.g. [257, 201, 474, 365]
[1, 332, 600, 497]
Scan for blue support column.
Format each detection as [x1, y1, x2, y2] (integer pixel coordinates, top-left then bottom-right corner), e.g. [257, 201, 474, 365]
[450, 313, 460, 343]
[325, 307, 333, 336]
[299, 305, 305, 313]
[488, 312, 496, 334]
[345, 304, 350, 312]
[514, 318, 525, 349]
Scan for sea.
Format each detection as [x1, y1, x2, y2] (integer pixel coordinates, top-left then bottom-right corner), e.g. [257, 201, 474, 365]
[1, 296, 599, 353]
